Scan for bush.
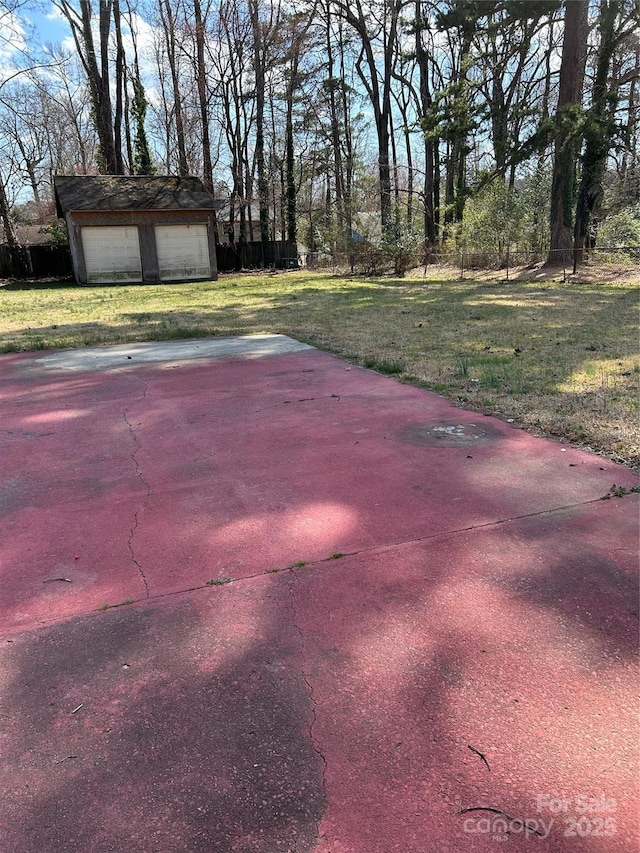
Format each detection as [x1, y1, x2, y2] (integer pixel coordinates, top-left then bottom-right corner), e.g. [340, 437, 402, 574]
[597, 209, 640, 248]
[39, 220, 69, 246]
[457, 182, 524, 256]
[378, 209, 422, 275]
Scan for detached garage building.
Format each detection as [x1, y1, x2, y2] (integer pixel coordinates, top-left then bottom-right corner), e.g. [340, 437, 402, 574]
[54, 175, 223, 285]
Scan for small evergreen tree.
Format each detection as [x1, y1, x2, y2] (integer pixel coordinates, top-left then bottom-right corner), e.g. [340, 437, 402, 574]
[458, 181, 523, 256]
[131, 75, 155, 176]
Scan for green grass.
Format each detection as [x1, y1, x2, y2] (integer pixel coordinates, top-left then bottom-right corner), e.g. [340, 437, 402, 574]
[1, 269, 638, 467]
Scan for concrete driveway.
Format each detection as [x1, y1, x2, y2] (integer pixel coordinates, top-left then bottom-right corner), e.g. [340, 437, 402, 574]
[1, 335, 638, 852]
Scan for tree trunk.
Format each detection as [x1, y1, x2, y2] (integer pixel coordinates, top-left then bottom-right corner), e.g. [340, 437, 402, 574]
[548, 0, 589, 262]
[620, 42, 639, 193]
[194, 0, 213, 192]
[248, 0, 270, 245]
[574, 0, 619, 255]
[112, 0, 125, 172]
[339, 20, 353, 237]
[415, 1, 436, 245]
[158, 0, 188, 176]
[127, 6, 154, 175]
[390, 108, 400, 212]
[338, 0, 400, 236]
[440, 16, 473, 230]
[285, 63, 297, 243]
[283, 11, 311, 246]
[0, 168, 27, 275]
[57, 0, 119, 173]
[325, 3, 344, 237]
[0, 169, 18, 248]
[97, 0, 118, 172]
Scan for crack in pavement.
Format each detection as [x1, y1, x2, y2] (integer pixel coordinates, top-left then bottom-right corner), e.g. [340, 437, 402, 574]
[246, 489, 640, 580]
[287, 571, 328, 847]
[7, 488, 638, 636]
[89, 489, 640, 613]
[123, 397, 152, 599]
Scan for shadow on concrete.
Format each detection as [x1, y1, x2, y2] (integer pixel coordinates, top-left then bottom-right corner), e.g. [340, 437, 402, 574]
[0, 344, 638, 851]
[1, 576, 326, 852]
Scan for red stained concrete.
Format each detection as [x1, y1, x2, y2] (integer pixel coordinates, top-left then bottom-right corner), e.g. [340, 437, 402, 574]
[0, 337, 638, 852]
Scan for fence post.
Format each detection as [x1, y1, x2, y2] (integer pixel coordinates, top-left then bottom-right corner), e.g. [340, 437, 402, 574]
[460, 252, 464, 280]
[506, 247, 509, 281]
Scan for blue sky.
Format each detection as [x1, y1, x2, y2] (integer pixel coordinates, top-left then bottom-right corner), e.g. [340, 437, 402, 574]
[2, 1, 159, 93]
[1, 2, 70, 85]
[26, 3, 70, 44]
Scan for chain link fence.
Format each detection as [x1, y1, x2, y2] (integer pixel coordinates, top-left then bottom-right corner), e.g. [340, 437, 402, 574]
[306, 244, 639, 280]
[571, 246, 640, 278]
[446, 247, 640, 282]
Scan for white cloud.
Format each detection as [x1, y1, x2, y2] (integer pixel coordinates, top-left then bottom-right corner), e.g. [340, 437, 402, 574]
[45, 4, 65, 22]
[0, 8, 28, 59]
[0, 8, 29, 87]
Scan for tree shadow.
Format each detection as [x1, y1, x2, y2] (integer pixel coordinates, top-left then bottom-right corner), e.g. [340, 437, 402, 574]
[0, 352, 637, 853]
[0, 345, 638, 849]
[0, 577, 327, 852]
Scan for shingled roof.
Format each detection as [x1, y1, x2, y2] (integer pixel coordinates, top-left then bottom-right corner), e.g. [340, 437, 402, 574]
[54, 175, 224, 216]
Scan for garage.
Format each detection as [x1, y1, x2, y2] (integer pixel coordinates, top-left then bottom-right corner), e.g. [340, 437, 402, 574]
[81, 225, 142, 283]
[155, 223, 211, 280]
[54, 175, 223, 285]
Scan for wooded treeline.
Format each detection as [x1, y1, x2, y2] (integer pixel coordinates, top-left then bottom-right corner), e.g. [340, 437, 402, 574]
[1, 0, 639, 263]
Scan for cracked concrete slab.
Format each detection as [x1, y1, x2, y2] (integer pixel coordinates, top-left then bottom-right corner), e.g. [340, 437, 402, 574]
[2, 344, 636, 630]
[0, 336, 638, 852]
[292, 499, 639, 853]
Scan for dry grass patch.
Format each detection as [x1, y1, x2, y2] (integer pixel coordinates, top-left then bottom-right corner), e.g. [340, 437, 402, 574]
[1, 270, 638, 467]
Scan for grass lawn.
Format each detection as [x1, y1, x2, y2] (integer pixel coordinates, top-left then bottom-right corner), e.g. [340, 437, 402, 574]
[1, 269, 639, 468]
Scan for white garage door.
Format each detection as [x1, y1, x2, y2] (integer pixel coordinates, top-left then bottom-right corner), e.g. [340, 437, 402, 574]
[155, 224, 211, 281]
[81, 226, 142, 283]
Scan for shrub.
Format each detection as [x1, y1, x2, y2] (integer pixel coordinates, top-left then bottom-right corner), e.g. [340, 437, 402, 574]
[458, 182, 524, 257]
[597, 209, 640, 248]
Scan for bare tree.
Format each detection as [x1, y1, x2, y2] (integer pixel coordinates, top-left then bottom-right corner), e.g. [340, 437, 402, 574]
[192, 0, 214, 191]
[618, 39, 639, 201]
[210, 0, 255, 242]
[157, 0, 189, 175]
[54, 0, 124, 173]
[0, 2, 65, 246]
[125, 5, 155, 174]
[333, 0, 406, 235]
[248, 0, 281, 243]
[473, 3, 559, 187]
[283, 8, 315, 243]
[414, 1, 439, 245]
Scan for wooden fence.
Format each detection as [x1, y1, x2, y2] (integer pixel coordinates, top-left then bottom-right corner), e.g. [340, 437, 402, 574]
[0, 240, 298, 279]
[216, 240, 299, 272]
[0, 244, 72, 279]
